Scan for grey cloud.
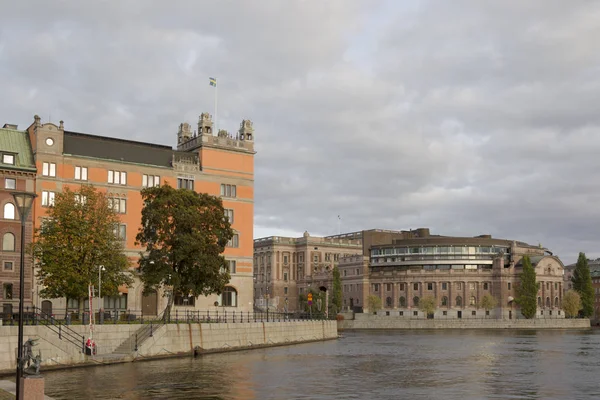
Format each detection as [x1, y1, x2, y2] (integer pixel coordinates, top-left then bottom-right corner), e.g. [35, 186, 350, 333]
[2, 1, 600, 263]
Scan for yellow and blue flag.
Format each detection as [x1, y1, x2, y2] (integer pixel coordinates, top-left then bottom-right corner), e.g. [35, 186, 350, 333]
[209, 77, 217, 87]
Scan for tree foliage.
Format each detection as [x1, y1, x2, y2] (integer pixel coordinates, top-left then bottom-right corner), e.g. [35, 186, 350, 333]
[480, 293, 498, 317]
[33, 185, 132, 302]
[331, 266, 342, 314]
[419, 296, 436, 317]
[572, 252, 594, 318]
[136, 185, 233, 302]
[367, 295, 382, 313]
[516, 255, 538, 319]
[562, 290, 582, 318]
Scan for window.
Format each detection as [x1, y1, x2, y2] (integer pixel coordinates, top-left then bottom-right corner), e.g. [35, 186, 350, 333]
[427, 283, 433, 291]
[74, 194, 87, 205]
[143, 174, 160, 188]
[469, 282, 475, 290]
[483, 282, 489, 290]
[41, 191, 55, 207]
[4, 261, 13, 271]
[413, 283, 419, 291]
[457, 282, 462, 290]
[3, 203, 15, 219]
[224, 209, 234, 224]
[456, 296, 463, 306]
[3, 233, 15, 251]
[104, 294, 127, 310]
[222, 286, 237, 307]
[283, 272, 288, 282]
[3, 283, 13, 299]
[227, 260, 236, 274]
[108, 198, 127, 214]
[441, 282, 447, 290]
[470, 296, 476, 306]
[108, 170, 127, 185]
[67, 298, 79, 310]
[508, 282, 511, 290]
[413, 311, 418, 316]
[284, 287, 288, 295]
[555, 297, 559, 307]
[441, 296, 448, 306]
[42, 162, 56, 177]
[472, 311, 476, 316]
[74, 166, 88, 181]
[399, 296, 406, 307]
[174, 294, 195, 306]
[4, 178, 15, 190]
[2, 154, 14, 165]
[555, 283, 558, 290]
[356, 268, 360, 275]
[443, 311, 448, 316]
[399, 311, 404, 316]
[113, 224, 126, 240]
[227, 234, 239, 248]
[386, 283, 392, 291]
[413, 296, 419, 306]
[177, 178, 194, 190]
[220, 184, 237, 198]
[373, 283, 379, 292]
[386, 297, 392, 307]
[343, 270, 347, 277]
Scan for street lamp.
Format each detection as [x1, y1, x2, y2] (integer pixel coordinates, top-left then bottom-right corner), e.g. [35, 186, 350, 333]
[11, 191, 36, 400]
[98, 265, 105, 323]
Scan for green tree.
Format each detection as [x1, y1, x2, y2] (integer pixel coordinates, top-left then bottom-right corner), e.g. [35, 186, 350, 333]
[480, 293, 498, 318]
[33, 186, 132, 313]
[136, 185, 233, 318]
[562, 290, 582, 318]
[516, 255, 538, 319]
[572, 252, 594, 318]
[367, 295, 382, 313]
[419, 296, 436, 318]
[331, 266, 342, 314]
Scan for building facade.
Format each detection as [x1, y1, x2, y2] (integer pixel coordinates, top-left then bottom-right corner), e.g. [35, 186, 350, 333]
[25, 113, 255, 315]
[253, 231, 363, 312]
[339, 228, 566, 319]
[0, 124, 37, 319]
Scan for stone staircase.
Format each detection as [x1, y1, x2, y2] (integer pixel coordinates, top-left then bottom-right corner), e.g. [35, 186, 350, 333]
[112, 319, 166, 355]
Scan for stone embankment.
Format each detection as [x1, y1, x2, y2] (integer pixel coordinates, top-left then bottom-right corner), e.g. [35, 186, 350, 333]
[338, 312, 591, 330]
[0, 320, 337, 374]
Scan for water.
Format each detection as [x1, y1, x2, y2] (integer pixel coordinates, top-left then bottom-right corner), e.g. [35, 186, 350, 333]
[43, 329, 600, 399]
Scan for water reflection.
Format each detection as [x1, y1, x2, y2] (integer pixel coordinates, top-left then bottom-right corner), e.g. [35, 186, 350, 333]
[43, 329, 600, 400]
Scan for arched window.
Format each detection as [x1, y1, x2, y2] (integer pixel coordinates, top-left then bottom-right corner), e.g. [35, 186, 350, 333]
[413, 296, 420, 307]
[222, 286, 237, 307]
[554, 297, 559, 307]
[537, 297, 542, 307]
[3, 203, 15, 220]
[546, 297, 550, 308]
[441, 296, 448, 306]
[386, 296, 392, 307]
[2, 233, 15, 251]
[456, 296, 462, 307]
[399, 296, 406, 307]
[470, 296, 476, 306]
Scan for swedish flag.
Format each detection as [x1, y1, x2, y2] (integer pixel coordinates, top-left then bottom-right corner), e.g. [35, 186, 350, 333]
[209, 77, 217, 87]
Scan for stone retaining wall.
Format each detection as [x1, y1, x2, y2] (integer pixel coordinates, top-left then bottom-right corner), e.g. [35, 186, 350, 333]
[0, 320, 337, 374]
[339, 313, 591, 330]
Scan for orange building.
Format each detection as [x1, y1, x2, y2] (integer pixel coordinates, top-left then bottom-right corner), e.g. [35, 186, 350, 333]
[26, 113, 255, 315]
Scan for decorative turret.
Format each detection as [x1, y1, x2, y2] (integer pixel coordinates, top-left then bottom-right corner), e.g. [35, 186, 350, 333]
[198, 113, 213, 136]
[238, 120, 254, 141]
[177, 122, 192, 144]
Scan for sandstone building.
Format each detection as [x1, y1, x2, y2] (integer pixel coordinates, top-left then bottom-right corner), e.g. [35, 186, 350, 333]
[340, 228, 566, 319]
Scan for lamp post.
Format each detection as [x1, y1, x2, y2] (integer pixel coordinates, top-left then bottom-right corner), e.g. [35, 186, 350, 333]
[98, 265, 105, 323]
[11, 191, 36, 400]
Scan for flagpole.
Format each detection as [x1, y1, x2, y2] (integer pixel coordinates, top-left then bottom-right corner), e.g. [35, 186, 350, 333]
[214, 77, 218, 134]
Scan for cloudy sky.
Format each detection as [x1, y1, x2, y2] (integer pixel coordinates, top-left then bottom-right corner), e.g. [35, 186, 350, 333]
[2, 1, 599, 263]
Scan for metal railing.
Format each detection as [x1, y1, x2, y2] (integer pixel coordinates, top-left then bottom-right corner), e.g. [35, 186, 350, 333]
[35, 307, 85, 353]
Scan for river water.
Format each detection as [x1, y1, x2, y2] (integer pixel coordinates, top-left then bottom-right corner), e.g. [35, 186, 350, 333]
[43, 329, 600, 400]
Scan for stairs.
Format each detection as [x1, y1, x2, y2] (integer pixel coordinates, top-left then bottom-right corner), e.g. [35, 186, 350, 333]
[112, 319, 166, 355]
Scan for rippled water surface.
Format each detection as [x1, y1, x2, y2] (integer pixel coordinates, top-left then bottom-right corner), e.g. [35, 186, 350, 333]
[43, 329, 600, 399]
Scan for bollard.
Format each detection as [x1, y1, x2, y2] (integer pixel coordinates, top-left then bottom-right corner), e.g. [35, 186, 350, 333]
[150, 322, 153, 337]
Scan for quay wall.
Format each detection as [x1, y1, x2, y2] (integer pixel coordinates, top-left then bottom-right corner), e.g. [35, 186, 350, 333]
[0, 320, 337, 374]
[339, 313, 591, 330]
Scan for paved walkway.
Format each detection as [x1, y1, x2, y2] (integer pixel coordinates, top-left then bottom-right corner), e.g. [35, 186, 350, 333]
[0, 380, 54, 399]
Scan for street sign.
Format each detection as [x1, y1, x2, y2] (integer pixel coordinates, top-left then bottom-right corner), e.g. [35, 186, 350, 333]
[307, 293, 313, 306]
